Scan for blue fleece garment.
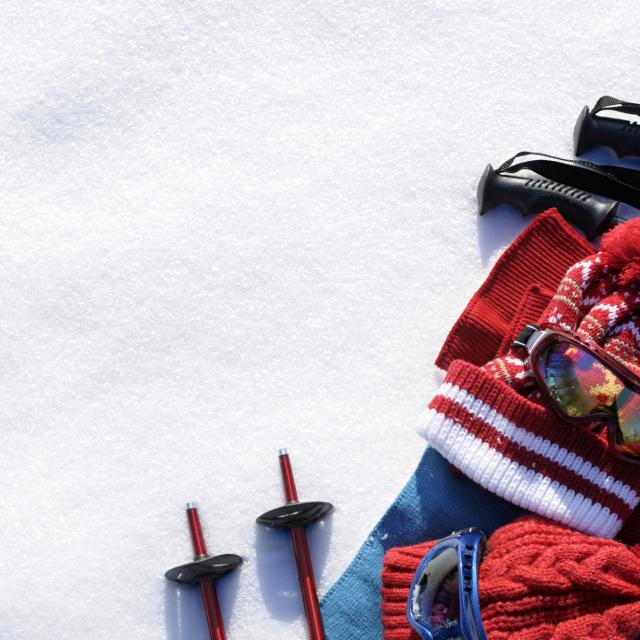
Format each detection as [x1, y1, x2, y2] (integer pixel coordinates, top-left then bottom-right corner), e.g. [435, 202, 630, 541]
[320, 446, 523, 640]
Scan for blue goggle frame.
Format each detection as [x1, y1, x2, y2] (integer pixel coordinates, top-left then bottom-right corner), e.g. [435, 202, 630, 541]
[406, 528, 488, 640]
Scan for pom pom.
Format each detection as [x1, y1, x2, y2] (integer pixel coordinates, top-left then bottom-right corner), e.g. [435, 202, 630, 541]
[601, 218, 640, 286]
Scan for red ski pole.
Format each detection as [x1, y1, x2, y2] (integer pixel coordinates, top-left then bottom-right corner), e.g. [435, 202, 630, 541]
[165, 504, 242, 640]
[257, 449, 333, 640]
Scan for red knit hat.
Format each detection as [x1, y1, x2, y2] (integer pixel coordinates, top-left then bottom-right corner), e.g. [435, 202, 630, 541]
[419, 218, 640, 539]
[381, 516, 640, 640]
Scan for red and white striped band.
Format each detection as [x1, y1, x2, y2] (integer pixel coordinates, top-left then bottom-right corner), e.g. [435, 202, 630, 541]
[418, 360, 640, 538]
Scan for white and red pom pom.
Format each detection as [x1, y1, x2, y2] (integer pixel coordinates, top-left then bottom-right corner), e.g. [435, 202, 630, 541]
[601, 218, 640, 286]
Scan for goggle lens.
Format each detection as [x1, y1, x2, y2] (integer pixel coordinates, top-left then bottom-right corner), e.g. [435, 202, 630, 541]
[540, 342, 624, 417]
[410, 547, 463, 639]
[539, 340, 640, 459]
[615, 387, 640, 457]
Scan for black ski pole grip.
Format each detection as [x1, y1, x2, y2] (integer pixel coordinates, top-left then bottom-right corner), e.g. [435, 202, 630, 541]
[477, 164, 619, 240]
[574, 104, 640, 157]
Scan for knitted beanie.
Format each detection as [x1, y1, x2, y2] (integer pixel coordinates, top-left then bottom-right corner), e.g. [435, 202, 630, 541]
[381, 516, 640, 640]
[419, 217, 640, 539]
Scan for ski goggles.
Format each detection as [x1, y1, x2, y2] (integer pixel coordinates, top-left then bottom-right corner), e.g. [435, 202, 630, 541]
[521, 325, 640, 463]
[406, 528, 488, 640]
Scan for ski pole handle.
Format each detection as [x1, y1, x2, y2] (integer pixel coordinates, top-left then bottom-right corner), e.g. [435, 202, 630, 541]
[477, 163, 619, 240]
[574, 101, 640, 158]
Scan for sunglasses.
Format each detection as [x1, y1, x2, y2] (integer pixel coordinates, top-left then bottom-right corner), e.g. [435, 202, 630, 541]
[520, 325, 640, 464]
[406, 528, 488, 640]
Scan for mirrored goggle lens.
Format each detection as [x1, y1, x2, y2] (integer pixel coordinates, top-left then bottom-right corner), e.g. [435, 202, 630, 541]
[540, 341, 640, 459]
[540, 342, 625, 418]
[410, 547, 463, 639]
[614, 387, 640, 458]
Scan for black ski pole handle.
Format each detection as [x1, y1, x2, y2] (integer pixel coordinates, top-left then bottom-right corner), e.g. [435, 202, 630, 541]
[477, 163, 619, 240]
[574, 97, 640, 158]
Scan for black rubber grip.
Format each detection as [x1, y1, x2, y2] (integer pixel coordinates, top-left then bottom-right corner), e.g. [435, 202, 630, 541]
[477, 163, 619, 240]
[574, 105, 640, 157]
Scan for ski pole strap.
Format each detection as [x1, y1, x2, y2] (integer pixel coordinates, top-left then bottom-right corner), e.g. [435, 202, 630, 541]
[592, 95, 640, 118]
[495, 151, 640, 209]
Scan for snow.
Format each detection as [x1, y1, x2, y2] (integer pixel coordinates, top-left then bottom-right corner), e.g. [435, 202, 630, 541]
[1, 2, 639, 638]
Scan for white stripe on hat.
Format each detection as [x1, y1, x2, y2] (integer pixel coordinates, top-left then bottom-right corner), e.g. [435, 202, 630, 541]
[429, 383, 639, 509]
[419, 407, 623, 538]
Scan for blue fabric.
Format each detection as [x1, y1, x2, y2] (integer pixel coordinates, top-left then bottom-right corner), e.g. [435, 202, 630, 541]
[320, 446, 523, 640]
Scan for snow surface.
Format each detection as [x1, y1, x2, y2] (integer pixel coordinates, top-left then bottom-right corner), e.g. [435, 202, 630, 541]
[2, 2, 640, 638]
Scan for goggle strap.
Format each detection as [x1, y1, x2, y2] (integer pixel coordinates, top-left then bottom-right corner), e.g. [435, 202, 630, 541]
[512, 323, 540, 350]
